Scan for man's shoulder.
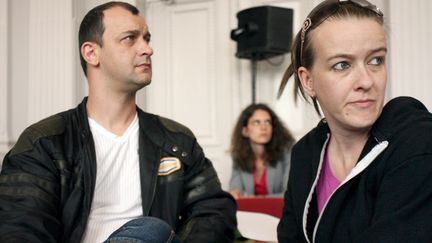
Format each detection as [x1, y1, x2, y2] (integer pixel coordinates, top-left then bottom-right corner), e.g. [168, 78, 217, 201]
[138, 111, 201, 165]
[138, 110, 195, 139]
[30, 113, 66, 135]
[157, 116, 195, 138]
[10, 110, 74, 156]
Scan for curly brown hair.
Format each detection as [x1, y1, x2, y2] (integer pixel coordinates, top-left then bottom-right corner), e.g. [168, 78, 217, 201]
[230, 103, 295, 172]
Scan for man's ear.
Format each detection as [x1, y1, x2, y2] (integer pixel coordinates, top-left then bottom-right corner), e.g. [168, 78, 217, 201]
[81, 42, 100, 67]
[298, 66, 316, 98]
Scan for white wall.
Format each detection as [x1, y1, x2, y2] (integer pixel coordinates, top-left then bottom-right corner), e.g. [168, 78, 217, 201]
[388, 1, 432, 108]
[0, 0, 8, 160]
[2, 0, 432, 188]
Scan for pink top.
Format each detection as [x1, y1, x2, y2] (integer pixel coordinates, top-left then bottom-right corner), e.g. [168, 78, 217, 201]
[316, 145, 341, 215]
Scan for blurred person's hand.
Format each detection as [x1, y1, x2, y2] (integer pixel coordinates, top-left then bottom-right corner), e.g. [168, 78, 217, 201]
[229, 190, 241, 199]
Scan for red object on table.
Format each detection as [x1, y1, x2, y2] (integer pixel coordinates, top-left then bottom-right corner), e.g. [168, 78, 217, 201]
[236, 197, 284, 218]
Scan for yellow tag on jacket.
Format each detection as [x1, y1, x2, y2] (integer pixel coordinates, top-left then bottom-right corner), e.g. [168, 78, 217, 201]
[158, 157, 181, 176]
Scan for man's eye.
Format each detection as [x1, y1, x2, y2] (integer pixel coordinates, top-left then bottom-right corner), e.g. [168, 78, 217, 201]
[123, 35, 135, 42]
[369, 57, 383, 65]
[333, 62, 350, 71]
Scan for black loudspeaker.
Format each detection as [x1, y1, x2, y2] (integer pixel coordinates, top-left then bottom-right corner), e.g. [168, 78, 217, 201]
[231, 6, 293, 60]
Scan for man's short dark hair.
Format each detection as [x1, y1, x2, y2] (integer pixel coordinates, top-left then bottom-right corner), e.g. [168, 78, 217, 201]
[78, 1, 139, 76]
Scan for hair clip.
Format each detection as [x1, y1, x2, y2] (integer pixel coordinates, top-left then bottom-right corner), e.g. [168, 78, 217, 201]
[301, 18, 312, 45]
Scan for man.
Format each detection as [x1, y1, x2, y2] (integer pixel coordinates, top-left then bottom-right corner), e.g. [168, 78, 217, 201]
[0, 2, 236, 242]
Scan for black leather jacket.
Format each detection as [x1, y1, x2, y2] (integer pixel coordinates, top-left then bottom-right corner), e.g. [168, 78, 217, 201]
[0, 98, 236, 243]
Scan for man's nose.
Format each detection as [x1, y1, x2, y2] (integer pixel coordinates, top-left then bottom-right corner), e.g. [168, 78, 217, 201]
[138, 40, 153, 56]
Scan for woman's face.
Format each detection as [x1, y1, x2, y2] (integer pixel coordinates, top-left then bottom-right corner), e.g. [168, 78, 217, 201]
[299, 17, 387, 134]
[242, 109, 273, 145]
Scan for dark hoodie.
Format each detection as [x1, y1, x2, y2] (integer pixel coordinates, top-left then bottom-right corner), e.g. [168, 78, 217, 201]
[278, 96, 432, 243]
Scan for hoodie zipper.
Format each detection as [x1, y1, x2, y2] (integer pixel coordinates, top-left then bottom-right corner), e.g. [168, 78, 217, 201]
[309, 140, 389, 242]
[302, 134, 330, 243]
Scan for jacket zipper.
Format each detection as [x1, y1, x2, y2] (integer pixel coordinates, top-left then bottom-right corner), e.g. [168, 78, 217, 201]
[302, 134, 330, 243]
[144, 148, 161, 215]
[310, 140, 389, 242]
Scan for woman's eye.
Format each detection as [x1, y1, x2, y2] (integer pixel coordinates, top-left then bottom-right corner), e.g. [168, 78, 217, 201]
[369, 57, 383, 65]
[333, 62, 350, 71]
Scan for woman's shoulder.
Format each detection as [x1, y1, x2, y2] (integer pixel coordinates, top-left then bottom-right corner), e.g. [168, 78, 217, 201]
[372, 97, 432, 164]
[373, 96, 432, 142]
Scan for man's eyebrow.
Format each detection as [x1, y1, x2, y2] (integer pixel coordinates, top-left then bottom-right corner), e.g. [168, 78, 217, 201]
[120, 30, 140, 36]
[144, 32, 151, 40]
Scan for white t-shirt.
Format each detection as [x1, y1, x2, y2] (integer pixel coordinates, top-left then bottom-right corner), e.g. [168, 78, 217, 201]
[81, 114, 142, 243]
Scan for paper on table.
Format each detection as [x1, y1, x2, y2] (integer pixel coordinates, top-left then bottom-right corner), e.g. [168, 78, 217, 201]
[236, 211, 279, 242]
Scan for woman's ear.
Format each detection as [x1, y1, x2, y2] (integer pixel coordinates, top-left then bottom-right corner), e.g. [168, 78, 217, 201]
[298, 67, 316, 98]
[81, 42, 100, 67]
[241, 127, 249, 138]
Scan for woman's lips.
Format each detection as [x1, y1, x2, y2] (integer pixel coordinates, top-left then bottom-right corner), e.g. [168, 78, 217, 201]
[350, 99, 375, 108]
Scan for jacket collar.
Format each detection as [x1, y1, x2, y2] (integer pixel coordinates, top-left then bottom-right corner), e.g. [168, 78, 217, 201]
[76, 97, 92, 140]
[76, 97, 165, 149]
[135, 108, 164, 215]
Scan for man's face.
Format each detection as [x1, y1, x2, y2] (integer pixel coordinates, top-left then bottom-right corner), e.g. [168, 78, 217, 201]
[98, 6, 153, 91]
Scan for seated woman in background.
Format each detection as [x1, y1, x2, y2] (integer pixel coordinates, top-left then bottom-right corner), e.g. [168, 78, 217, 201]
[229, 103, 295, 198]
